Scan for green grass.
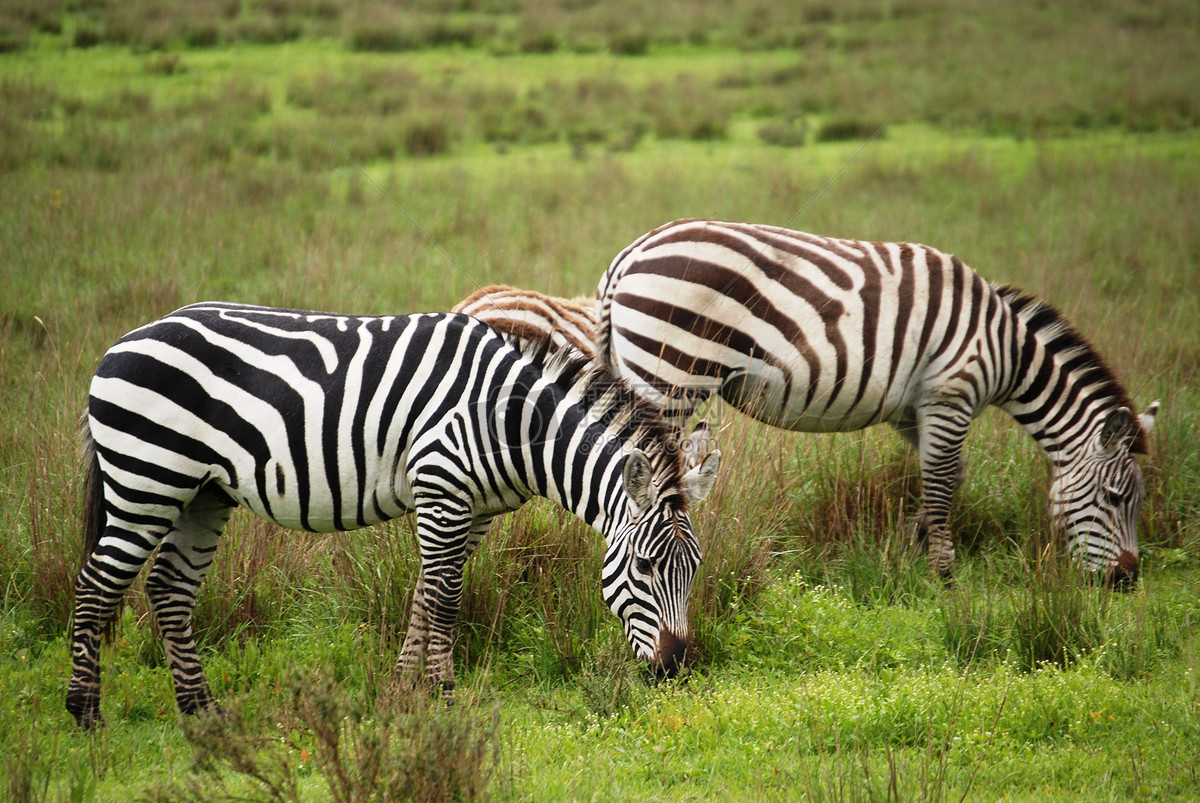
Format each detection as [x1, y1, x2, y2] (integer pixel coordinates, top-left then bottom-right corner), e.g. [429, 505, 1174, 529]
[2, 1, 1200, 800]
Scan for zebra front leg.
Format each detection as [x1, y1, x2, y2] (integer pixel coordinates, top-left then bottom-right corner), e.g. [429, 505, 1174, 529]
[394, 505, 478, 703]
[145, 488, 233, 718]
[913, 401, 973, 577]
[396, 568, 432, 686]
[395, 564, 465, 702]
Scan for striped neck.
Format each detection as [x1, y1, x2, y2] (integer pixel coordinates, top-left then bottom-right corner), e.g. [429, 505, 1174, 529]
[502, 345, 686, 537]
[996, 285, 1145, 467]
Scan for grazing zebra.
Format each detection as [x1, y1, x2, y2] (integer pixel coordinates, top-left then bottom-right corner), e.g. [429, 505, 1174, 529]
[67, 302, 720, 728]
[452, 284, 598, 356]
[595, 219, 1159, 585]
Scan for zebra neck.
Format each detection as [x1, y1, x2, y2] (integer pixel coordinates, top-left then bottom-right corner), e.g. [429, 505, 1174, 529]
[521, 424, 629, 538]
[992, 283, 1139, 470]
[998, 329, 1107, 471]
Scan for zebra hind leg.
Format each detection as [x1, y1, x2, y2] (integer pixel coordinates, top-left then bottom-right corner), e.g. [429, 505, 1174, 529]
[66, 564, 127, 728]
[145, 485, 235, 718]
[67, 526, 169, 729]
[394, 569, 462, 704]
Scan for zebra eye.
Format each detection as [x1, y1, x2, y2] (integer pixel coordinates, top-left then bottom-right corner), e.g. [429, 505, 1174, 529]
[634, 556, 653, 575]
[1104, 487, 1124, 506]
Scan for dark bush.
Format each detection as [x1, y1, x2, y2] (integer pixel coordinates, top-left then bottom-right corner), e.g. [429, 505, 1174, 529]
[608, 29, 649, 56]
[404, 117, 450, 157]
[348, 23, 421, 52]
[0, 21, 29, 52]
[425, 18, 488, 48]
[816, 116, 888, 142]
[72, 24, 103, 48]
[518, 27, 559, 53]
[183, 22, 219, 48]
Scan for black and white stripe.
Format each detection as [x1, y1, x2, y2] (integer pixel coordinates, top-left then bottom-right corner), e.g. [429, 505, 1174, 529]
[67, 302, 720, 728]
[595, 219, 1158, 583]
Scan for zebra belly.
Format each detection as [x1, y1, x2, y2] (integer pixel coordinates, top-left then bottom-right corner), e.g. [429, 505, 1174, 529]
[218, 475, 414, 533]
[724, 365, 908, 433]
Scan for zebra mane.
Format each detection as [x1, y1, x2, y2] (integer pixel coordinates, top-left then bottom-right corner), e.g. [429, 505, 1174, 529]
[514, 333, 690, 506]
[992, 283, 1148, 454]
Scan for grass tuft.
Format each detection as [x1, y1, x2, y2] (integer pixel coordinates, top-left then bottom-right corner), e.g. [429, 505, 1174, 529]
[1011, 545, 1105, 671]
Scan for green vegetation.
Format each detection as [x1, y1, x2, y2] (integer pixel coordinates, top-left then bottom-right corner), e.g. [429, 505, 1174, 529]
[2, 1, 1199, 799]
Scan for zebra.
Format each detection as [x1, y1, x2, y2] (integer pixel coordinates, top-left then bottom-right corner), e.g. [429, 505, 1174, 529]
[66, 302, 720, 728]
[594, 219, 1159, 586]
[452, 284, 598, 356]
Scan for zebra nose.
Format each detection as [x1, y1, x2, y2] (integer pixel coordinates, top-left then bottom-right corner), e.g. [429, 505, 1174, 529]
[1108, 550, 1139, 591]
[653, 629, 687, 678]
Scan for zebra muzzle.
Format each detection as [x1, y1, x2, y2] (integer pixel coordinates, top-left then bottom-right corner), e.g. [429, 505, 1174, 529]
[1107, 549, 1139, 591]
[653, 629, 687, 678]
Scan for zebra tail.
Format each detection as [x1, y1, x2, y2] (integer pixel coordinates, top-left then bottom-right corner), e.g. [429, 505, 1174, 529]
[593, 276, 617, 372]
[79, 416, 118, 642]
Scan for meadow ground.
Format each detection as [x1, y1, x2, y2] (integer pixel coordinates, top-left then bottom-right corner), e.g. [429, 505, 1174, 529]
[2, 2, 1199, 800]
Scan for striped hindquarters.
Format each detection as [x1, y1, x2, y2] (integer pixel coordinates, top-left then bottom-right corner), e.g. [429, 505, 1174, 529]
[453, 284, 598, 357]
[595, 218, 1158, 584]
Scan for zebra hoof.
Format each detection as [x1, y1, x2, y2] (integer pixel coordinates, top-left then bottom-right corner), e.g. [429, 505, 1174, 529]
[177, 691, 223, 719]
[71, 709, 104, 730]
[66, 691, 103, 730]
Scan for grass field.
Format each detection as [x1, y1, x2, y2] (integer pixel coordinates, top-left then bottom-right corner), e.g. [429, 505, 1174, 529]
[2, 1, 1199, 800]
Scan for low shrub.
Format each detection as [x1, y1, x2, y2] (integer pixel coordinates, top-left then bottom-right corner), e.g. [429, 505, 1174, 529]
[144, 53, 187, 75]
[348, 23, 421, 53]
[0, 21, 29, 53]
[149, 672, 502, 803]
[403, 116, 451, 157]
[518, 27, 559, 54]
[608, 29, 649, 56]
[72, 24, 103, 49]
[816, 116, 888, 142]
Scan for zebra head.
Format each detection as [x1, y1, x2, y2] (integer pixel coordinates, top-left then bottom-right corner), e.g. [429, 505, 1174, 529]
[1050, 402, 1159, 589]
[601, 445, 720, 676]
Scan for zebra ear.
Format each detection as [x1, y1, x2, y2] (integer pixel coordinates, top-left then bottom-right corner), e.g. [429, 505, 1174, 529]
[682, 449, 721, 504]
[681, 422, 715, 471]
[623, 449, 654, 517]
[1100, 407, 1135, 450]
[1139, 401, 1160, 435]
